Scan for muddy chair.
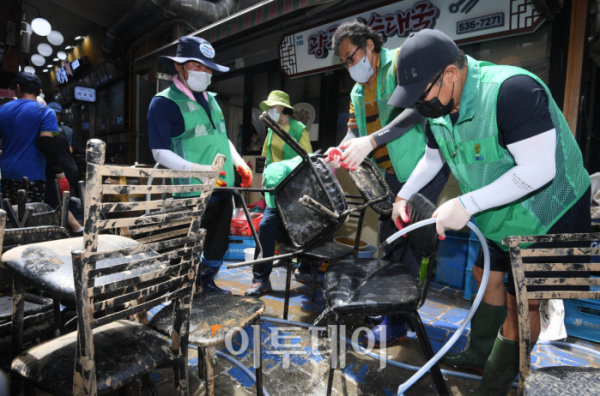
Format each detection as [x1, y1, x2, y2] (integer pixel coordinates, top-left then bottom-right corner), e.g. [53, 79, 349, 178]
[505, 233, 600, 396]
[227, 112, 394, 319]
[7, 139, 225, 395]
[322, 193, 450, 396]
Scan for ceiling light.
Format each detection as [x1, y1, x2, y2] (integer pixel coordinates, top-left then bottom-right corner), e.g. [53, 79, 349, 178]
[31, 54, 45, 66]
[31, 18, 51, 36]
[43, 69, 49, 72]
[24, 66, 36, 74]
[19, 65, 22, 72]
[74, 36, 85, 40]
[65, 45, 73, 50]
[53, 58, 59, 61]
[47, 30, 64, 46]
[37, 43, 52, 56]
[57, 51, 67, 60]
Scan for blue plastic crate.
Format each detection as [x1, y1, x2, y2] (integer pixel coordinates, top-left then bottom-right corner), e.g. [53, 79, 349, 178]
[223, 235, 256, 260]
[436, 231, 469, 289]
[564, 297, 600, 343]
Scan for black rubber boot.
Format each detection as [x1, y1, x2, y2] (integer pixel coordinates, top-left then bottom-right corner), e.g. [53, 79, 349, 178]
[472, 328, 520, 396]
[442, 301, 507, 373]
[201, 266, 231, 294]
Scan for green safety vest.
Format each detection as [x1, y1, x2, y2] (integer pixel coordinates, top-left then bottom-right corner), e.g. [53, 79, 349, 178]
[350, 47, 426, 182]
[428, 56, 590, 249]
[263, 155, 304, 208]
[265, 118, 306, 166]
[156, 84, 234, 197]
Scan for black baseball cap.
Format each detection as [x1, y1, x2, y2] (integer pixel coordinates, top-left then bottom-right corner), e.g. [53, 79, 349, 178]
[160, 36, 229, 73]
[388, 29, 459, 109]
[9, 72, 42, 91]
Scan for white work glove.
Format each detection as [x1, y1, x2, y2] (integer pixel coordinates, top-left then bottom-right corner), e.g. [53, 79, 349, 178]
[325, 147, 343, 170]
[340, 136, 376, 171]
[392, 198, 410, 232]
[432, 197, 471, 240]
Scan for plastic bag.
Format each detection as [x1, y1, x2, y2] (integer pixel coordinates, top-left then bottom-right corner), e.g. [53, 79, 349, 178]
[539, 299, 567, 341]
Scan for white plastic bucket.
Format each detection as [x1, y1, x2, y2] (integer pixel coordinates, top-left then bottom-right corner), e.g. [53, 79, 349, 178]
[244, 248, 255, 262]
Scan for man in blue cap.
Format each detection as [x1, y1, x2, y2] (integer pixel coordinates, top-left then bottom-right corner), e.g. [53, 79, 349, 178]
[48, 102, 75, 152]
[389, 29, 590, 395]
[0, 73, 70, 204]
[148, 36, 253, 294]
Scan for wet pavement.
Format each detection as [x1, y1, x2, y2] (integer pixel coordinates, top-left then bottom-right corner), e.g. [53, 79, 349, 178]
[30, 260, 600, 396]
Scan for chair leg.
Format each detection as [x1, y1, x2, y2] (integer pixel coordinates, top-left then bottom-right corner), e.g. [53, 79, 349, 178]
[141, 373, 158, 396]
[201, 347, 216, 396]
[311, 261, 319, 303]
[326, 318, 340, 396]
[254, 317, 263, 396]
[53, 299, 62, 337]
[11, 277, 25, 396]
[405, 311, 449, 396]
[283, 259, 292, 320]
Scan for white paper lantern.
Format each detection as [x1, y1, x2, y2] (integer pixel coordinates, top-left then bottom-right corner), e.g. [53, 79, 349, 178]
[31, 54, 45, 66]
[24, 66, 36, 74]
[31, 18, 51, 36]
[57, 51, 67, 60]
[37, 43, 52, 57]
[47, 31, 64, 46]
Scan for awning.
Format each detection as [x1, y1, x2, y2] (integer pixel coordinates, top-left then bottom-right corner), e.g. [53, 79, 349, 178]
[134, 0, 325, 70]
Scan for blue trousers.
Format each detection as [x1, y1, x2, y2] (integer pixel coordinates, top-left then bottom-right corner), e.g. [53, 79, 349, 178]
[252, 206, 310, 282]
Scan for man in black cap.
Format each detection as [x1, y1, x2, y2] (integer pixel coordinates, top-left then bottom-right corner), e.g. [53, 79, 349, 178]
[148, 36, 252, 294]
[0, 73, 70, 204]
[389, 29, 590, 395]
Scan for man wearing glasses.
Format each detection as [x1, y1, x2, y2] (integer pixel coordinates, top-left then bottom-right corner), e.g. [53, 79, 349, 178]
[390, 29, 590, 395]
[325, 21, 450, 347]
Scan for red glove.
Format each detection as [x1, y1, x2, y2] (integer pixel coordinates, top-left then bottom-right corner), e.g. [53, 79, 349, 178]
[57, 176, 70, 196]
[236, 164, 253, 188]
[326, 147, 349, 170]
[216, 170, 227, 187]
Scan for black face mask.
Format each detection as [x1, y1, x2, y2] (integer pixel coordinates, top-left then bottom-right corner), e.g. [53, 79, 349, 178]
[415, 75, 455, 118]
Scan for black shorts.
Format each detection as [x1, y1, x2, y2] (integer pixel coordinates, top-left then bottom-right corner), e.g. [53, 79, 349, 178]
[2, 179, 47, 204]
[474, 186, 592, 296]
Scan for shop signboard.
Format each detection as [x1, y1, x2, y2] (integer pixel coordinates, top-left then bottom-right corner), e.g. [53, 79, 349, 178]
[279, 0, 545, 78]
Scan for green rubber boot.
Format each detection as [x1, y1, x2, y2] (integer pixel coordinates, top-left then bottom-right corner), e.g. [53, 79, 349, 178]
[472, 328, 520, 396]
[442, 301, 506, 373]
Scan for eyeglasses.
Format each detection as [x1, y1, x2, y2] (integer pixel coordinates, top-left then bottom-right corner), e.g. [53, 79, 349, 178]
[419, 71, 444, 101]
[341, 47, 361, 69]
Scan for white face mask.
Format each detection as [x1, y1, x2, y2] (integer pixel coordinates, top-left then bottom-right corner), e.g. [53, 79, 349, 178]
[268, 108, 281, 123]
[182, 68, 212, 92]
[348, 53, 374, 84]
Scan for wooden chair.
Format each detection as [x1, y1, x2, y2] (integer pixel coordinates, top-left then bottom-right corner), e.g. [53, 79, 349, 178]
[505, 232, 600, 396]
[9, 139, 225, 396]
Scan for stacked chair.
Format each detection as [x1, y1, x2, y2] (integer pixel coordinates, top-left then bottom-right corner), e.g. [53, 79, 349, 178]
[6, 139, 226, 395]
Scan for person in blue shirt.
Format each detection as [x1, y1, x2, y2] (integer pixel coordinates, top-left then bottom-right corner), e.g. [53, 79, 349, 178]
[148, 36, 252, 294]
[0, 73, 69, 204]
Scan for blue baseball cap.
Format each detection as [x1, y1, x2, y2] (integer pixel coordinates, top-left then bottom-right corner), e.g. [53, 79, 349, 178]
[9, 72, 42, 90]
[47, 102, 63, 113]
[388, 29, 459, 109]
[160, 36, 229, 73]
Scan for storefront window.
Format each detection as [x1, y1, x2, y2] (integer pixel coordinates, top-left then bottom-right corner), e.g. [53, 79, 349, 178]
[459, 24, 552, 84]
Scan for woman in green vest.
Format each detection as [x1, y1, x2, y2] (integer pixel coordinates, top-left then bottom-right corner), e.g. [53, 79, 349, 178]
[390, 29, 591, 395]
[325, 20, 450, 347]
[245, 91, 314, 296]
[148, 36, 253, 295]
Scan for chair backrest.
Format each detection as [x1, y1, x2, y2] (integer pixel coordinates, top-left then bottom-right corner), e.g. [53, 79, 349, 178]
[70, 139, 225, 395]
[505, 232, 600, 394]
